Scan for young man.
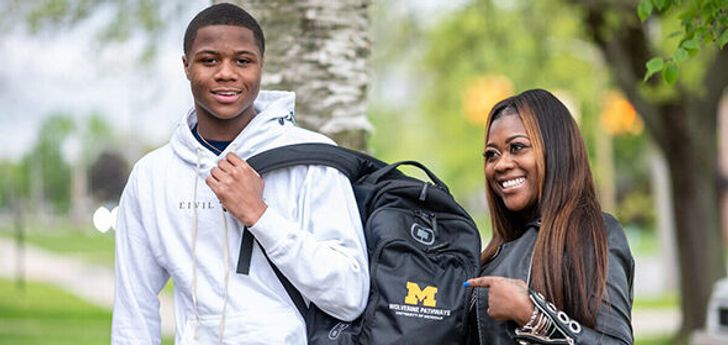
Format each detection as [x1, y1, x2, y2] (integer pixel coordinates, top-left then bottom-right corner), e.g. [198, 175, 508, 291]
[111, 4, 369, 344]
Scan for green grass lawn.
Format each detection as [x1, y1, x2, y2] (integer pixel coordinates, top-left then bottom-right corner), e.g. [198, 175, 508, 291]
[636, 336, 672, 345]
[0, 278, 173, 345]
[634, 292, 679, 310]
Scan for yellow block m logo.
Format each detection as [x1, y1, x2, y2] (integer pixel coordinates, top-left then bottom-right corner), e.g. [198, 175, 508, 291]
[404, 282, 438, 307]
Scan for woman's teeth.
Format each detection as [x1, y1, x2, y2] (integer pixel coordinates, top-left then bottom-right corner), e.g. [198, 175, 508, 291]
[501, 177, 525, 189]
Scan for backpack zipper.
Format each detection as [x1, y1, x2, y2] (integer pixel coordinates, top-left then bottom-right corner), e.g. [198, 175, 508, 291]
[413, 209, 439, 236]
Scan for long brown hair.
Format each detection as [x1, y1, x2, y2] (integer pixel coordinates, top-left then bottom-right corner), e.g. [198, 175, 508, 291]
[481, 89, 608, 327]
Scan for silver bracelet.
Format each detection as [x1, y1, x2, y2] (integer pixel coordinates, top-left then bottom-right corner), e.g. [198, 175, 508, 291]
[522, 304, 540, 330]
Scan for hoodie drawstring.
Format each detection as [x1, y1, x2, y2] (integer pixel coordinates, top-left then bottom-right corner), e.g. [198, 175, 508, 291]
[217, 143, 238, 344]
[218, 210, 230, 344]
[191, 149, 202, 340]
[191, 147, 232, 345]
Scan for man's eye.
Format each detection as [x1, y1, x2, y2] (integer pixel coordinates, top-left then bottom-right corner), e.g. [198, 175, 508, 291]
[201, 58, 217, 64]
[237, 59, 251, 65]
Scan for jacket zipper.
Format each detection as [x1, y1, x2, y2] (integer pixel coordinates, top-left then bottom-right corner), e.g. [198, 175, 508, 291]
[526, 247, 535, 286]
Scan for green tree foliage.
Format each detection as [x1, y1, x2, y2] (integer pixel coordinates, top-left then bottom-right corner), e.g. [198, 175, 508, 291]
[375, 1, 614, 209]
[20, 114, 74, 213]
[3, 113, 119, 214]
[80, 112, 113, 163]
[640, 0, 728, 84]
[3, 0, 189, 62]
[613, 134, 655, 229]
[0, 163, 21, 210]
[368, 0, 658, 237]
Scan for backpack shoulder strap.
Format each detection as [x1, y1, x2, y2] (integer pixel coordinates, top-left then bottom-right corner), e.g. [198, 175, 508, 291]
[236, 143, 384, 320]
[245, 143, 386, 181]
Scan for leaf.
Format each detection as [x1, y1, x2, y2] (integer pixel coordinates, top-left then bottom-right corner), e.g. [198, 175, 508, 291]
[653, 0, 668, 11]
[667, 31, 682, 39]
[638, 0, 654, 22]
[673, 47, 688, 64]
[682, 37, 700, 51]
[720, 29, 728, 49]
[644, 57, 664, 82]
[694, 28, 708, 39]
[646, 56, 664, 70]
[662, 62, 678, 85]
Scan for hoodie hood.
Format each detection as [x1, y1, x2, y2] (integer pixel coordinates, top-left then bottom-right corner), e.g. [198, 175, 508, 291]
[171, 90, 297, 166]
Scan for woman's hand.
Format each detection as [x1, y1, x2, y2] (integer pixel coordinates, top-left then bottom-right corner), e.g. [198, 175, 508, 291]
[465, 276, 534, 326]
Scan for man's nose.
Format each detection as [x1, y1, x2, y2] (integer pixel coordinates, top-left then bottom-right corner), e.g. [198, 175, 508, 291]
[215, 61, 237, 81]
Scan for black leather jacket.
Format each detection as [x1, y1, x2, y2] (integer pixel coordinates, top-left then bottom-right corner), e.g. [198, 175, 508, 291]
[468, 214, 634, 345]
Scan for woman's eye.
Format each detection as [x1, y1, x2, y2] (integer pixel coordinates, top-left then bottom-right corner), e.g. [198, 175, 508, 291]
[483, 150, 498, 161]
[510, 143, 527, 153]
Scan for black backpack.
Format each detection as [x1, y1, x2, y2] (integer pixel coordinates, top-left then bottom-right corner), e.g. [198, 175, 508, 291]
[236, 143, 481, 345]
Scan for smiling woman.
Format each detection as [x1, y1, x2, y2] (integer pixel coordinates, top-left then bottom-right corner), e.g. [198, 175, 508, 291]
[482, 106, 540, 216]
[465, 89, 635, 345]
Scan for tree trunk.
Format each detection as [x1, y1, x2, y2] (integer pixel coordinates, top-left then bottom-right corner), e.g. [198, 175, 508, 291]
[663, 103, 724, 341]
[574, 1, 728, 341]
[219, 0, 373, 151]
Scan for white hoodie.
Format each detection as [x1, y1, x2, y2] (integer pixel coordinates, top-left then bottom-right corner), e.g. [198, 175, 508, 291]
[111, 91, 369, 345]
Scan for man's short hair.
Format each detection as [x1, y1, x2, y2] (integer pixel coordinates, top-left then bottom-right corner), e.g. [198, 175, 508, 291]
[183, 3, 265, 56]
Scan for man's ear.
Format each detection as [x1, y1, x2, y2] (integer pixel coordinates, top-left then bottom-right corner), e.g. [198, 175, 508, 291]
[182, 55, 191, 81]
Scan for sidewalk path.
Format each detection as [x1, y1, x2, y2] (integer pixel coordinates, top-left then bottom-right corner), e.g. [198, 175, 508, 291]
[633, 308, 680, 338]
[633, 255, 681, 338]
[0, 237, 175, 336]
